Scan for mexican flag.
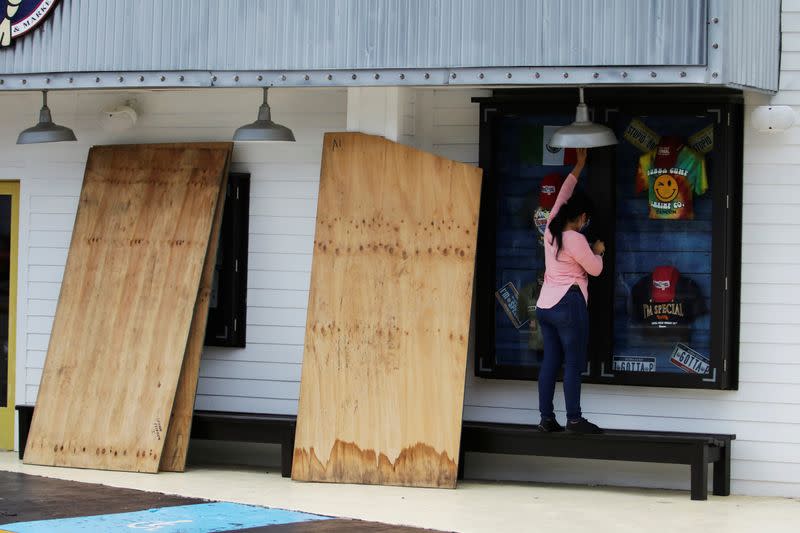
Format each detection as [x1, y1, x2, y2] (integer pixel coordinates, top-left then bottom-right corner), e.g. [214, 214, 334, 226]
[520, 125, 577, 166]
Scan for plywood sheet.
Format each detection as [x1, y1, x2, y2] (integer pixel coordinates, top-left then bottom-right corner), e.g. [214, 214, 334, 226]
[292, 133, 482, 488]
[159, 166, 229, 473]
[24, 142, 232, 472]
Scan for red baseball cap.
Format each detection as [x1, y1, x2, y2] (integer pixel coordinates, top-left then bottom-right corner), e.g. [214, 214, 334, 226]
[651, 265, 680, 303]
[539, 173, 563, 210]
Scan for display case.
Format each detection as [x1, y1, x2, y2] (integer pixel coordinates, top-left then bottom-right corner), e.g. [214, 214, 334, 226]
[474, 89, 741, 390]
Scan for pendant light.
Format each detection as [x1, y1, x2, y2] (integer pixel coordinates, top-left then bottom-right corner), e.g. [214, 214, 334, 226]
[17, 90, 77, 144]
[233, 87, 295, 142]
[549, 88, 617, 148]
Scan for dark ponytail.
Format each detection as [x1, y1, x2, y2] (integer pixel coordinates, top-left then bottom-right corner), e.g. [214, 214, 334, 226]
[548, 188, 594, 258]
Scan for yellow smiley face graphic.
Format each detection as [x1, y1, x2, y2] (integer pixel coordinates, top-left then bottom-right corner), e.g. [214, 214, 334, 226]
[653, 174, 679, 202]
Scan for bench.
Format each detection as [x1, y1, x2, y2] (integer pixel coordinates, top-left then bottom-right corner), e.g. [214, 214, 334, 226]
[459, 421, 735, 500]
[14, 406, 297, 478]
[15, 406, 734, 499]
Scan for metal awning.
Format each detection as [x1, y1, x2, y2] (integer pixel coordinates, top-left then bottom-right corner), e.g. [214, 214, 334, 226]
[0, 0, 780, 93]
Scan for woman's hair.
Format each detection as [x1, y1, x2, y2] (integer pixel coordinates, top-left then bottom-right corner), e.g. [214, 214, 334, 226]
[548, 188, 595, 258]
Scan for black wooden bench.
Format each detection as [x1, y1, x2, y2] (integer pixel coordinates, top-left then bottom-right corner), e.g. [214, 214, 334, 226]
[14, 406, 297, 478]
[459, 421, 735, 500]
[15, 406, 734, 499]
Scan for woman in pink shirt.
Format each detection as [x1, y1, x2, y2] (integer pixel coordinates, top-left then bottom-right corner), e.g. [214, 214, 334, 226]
[535, 148, 605, 434]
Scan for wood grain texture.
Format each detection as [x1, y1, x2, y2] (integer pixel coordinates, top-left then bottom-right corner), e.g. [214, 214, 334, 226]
[159, 162, 230, 472]
[23, 142, 232, 473]
[292, 133, 482, 488]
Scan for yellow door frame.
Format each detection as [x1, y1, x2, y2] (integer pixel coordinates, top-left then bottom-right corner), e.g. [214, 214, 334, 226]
[0, 181, 19, 450]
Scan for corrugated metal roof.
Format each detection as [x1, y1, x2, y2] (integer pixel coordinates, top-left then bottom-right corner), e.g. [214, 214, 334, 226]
[0, 0, 781, 93]
[721, 0, 780, 92]
[1, 0, 707, 74]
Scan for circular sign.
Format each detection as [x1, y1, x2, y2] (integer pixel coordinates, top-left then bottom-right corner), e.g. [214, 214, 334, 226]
[1, 0, 60, 47]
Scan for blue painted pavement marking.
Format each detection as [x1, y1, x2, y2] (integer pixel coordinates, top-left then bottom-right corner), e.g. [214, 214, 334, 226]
[1, 501, 330, 533]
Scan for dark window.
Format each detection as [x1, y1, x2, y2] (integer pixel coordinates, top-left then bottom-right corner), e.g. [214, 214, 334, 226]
[474, 89, 741, 390]
[0, 194, 10, 407]
[205, 173, 250, 347]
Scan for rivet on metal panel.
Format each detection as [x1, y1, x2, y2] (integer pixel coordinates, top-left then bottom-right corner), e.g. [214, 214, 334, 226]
[535, 72, 540, 79]
[712, 72, 719, 78]
[507, 73, 512, 79]
[0, 80, 4, 85]
[69, 77, 73, 83]
[211, 75, 217, 82]
[593, 72, 599, 79]
[95, 77, 100, 83]
[650, 71, 657, 78]
[281, 75, 287, 81]
[328, 74, 333, 80]
[563, 72, 568, 78]
[139, 75, 144, 82]
[45, 78, 50, 84]
[305, 74, 311, 80]
[622, 72, 628, 78]
[160, 76, 166, 82]
[21, 79, 26, 84]
[479, 73, 484, 79]
[712, 43, 719, 49]
[712, 17, 719, 24]
[234, 75, 240, 82]
[179, 75, 185, 81]
[375, 73, 380, 80]
[451, 73, 457, 79]
[352, 74, 357, 80]
[680, 71, 687, 78]
[257, 75, 263, 81]
[425, 73, 430, 79]
[399, 73, 405, 80]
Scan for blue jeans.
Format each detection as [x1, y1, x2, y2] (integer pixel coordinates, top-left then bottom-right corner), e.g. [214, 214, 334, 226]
[535, 287, 589, 421]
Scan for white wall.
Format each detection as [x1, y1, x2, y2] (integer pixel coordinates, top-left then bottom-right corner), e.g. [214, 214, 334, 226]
[2, 73, 798, 496]
[0, 88, 347, 418]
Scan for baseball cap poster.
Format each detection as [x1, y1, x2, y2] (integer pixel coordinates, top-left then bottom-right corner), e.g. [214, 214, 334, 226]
[0, 0, 60, 48]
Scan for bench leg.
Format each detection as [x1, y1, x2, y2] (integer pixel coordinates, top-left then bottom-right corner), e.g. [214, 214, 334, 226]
[280, 429, 295, 478]
[690, 445, 709, 501]
[712, 444, 731, 496]
[18, 408, 33, 460]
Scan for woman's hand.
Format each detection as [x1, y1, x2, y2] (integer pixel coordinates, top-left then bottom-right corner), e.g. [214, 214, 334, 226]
[572, 148, 587, 178]
[592, 240, 605, 256]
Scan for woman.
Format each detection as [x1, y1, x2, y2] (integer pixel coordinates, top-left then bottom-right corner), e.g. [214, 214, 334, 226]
[535, 148, 605, 434]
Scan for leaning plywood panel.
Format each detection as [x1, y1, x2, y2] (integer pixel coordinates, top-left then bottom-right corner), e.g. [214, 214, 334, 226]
[24, 142, 232, 473]
[159, 168, 229, 473]
[292, 132, 482, 488]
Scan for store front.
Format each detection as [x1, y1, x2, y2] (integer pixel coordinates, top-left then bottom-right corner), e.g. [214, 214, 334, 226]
[1, 0, 796, 497]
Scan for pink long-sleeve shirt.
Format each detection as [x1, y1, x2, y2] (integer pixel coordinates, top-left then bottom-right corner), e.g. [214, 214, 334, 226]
[536, 173, 603, 309]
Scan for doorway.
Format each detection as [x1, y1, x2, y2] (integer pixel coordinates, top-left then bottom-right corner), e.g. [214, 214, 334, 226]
[0, 181, 19, 450]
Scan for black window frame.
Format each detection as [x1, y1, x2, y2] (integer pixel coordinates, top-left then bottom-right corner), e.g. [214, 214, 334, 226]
[473, 88, 742, 390]
[204, 172, 250, 348]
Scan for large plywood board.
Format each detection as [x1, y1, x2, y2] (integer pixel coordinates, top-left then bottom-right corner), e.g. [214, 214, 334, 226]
[159, 167, 229, 473]
[292, 133, 482, 488]
[24, 143, 232, 472]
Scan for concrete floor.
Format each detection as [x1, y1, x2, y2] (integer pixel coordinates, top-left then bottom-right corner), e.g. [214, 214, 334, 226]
[1, 452, 797, 533]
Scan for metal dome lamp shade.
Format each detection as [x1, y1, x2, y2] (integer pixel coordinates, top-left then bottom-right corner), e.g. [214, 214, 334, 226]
[233, 87, 295, 142]
[17, 91, 77, 144]
[549, 88, 617, 148]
